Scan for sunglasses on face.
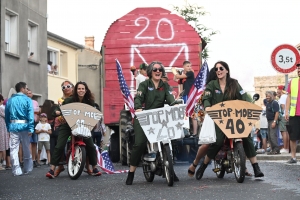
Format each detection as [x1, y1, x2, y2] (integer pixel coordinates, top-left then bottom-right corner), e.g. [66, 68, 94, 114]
[215, 66, 224, 71]
[61, 84, 72, 90]
[152, 68, 163, 72]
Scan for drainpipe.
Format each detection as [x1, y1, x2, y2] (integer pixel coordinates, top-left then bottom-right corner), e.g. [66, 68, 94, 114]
[0, 0, 2, 94]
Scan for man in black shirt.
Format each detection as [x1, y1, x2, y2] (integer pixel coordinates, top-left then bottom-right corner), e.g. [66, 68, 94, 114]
[265, 91, 280, 155]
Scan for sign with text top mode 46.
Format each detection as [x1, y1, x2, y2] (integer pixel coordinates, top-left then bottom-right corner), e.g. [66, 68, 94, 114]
[271, 44, 300, 74]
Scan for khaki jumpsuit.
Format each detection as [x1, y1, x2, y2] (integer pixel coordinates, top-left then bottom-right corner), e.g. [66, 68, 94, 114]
[130, 79, 175, 166]
[202, 79, 257, 159]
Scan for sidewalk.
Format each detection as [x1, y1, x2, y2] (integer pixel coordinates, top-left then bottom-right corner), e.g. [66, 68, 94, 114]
[256, 153, 300, 161]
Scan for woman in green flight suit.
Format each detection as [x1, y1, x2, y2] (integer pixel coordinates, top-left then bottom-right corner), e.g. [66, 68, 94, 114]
[196, 61, 264, 179]
[126, 61, 178, 185]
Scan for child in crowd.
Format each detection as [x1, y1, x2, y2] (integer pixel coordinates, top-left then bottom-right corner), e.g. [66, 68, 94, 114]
[35, 113, 52, 165]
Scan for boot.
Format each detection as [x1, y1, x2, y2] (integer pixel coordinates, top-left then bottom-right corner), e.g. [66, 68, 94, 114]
[126, 171, 135, 185]
[173, 171, 179, 182]
[252, 163, 264, 177]
[195, 162, 208, 180]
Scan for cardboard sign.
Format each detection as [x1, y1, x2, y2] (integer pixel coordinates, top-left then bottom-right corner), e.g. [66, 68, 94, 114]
[206, 100, 262, 139]
[60, 103, 103, 131]
[135, 105, 186, 143]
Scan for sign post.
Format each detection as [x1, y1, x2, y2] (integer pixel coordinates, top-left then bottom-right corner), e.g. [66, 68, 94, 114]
[271, 44, 300, 89]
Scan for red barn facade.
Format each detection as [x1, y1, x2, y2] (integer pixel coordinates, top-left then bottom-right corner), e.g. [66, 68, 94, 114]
[102, 7, 203, 125]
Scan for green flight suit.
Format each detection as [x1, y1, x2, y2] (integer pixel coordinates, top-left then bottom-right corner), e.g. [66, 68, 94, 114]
[50, 97, 98, 166]
[130, 79, 175, 166]
[202, 79, 256, 159]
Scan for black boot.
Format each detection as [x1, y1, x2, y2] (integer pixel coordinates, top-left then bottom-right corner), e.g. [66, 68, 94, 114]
[126, 171, 135, 185]
[195, 162, 208, 180]
[173, 171, 179, 182]
[252, 163, 264, 177]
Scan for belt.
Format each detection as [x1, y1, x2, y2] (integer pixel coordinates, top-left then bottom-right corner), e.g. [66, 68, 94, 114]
[10, 120, 27, 124]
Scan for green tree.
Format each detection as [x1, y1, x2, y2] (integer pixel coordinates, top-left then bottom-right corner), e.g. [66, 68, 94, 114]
[173, 1, 218, 60]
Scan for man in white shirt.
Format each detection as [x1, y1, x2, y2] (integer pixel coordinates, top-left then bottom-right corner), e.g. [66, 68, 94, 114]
[131, 63, 148, 90]
[277, 85, 289, 153]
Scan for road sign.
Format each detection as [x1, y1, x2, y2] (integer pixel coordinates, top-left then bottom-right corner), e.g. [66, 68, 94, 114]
[271, 44, 300, 74]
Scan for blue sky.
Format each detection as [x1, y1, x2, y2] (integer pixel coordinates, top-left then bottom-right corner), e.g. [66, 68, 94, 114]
[48, 0, 300, 91]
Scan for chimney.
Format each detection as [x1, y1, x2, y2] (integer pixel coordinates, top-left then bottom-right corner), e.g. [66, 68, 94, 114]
[85, 36, 95, 49]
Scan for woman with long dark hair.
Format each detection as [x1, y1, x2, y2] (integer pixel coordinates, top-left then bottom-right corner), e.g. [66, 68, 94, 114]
[46, 81, 101, 178]
[196, 61, 264, 179]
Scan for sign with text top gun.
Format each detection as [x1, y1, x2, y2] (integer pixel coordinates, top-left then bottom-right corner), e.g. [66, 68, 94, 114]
[206, 100, 262, 139]
[60, 103, 103, 134]
[135, 105, 186, 143]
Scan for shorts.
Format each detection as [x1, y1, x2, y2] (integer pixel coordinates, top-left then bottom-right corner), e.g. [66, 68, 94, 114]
[30, 132, 38, 143]
[38, 141, 50, 151]
[260, 128, 267, 139]
[279, 118, 287, 132]
[287, 116, 300, 140]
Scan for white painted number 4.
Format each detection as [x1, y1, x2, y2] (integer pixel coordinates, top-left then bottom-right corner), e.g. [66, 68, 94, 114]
[76, 119, 84, 127]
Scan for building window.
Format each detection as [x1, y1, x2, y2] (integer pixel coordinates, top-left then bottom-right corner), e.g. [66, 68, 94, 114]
[47, 48, 58, 75]
[5, 10, 18, 54]
[28, 21, 38, 60]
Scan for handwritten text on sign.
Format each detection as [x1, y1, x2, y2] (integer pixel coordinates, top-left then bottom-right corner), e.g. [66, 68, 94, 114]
[206, 100, 262, 139]
[135, 105, 186, 143]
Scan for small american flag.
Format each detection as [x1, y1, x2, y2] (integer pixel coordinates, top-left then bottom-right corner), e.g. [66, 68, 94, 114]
[185, 61, 209, 117]
[95, 145, 128, 174]
[116, 59, 135, 118]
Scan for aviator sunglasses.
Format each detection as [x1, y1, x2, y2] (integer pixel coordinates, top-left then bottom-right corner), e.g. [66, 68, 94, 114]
[215, 66, 224, 71]
[152, 68, 163, 72]
[61, 84, 72, 90]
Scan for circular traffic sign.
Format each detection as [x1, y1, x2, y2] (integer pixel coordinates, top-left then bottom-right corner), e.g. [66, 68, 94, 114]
[271, 44, 300, 74]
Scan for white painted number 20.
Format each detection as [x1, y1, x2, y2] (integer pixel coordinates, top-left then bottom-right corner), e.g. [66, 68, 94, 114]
[134, 17, 174, 40]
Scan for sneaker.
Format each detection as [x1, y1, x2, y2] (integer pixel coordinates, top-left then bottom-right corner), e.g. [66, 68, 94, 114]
[266, 147, 271, 152]
[36, 162, 41, 168]
[280, 149, 289, 154]
[91, 168, 102, 176]
[256, 149, 265, 154]
[5, 166, 12, 170]
[46, 170, 55, 179]
[2, 160, 6, 166]
[0, 166, 5, 170]
[33, 161, 38, 168]
[287, 158, 297, 164]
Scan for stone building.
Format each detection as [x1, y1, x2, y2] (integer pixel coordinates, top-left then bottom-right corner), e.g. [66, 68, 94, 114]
[78, 36, 102, 106]
[254, 44, 300, 106]
[0, 0, 48, 103]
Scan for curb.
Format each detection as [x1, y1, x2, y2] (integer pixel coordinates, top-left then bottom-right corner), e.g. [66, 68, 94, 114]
[256, 153, 300, 161]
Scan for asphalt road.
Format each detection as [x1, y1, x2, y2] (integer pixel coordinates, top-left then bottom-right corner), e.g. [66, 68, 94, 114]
[0, 161, 299, 200]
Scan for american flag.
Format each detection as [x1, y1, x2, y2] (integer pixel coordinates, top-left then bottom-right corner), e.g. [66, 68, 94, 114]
[185, 61, 209, 117]
[116, 59, 135, 118]
[95, 145, 128, 174]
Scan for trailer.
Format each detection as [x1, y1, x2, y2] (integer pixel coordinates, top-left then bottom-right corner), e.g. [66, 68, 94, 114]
[100, 7, 204, 164]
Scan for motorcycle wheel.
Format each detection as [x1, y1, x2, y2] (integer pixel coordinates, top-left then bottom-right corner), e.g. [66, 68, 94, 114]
[163, 144, 174, 187]
[143, 164, 155, 182]
[214, 160, 225, 178]
[233, 142, 246, 183]
[68, 145, 86, 180]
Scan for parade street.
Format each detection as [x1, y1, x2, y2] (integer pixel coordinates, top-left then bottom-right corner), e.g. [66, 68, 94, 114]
[0, 161, 299, 200]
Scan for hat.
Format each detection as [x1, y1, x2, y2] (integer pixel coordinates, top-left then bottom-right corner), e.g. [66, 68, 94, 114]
[40, 113, 47, 117]
[277, 85, 285, 90]
[139, 63, 147, 70]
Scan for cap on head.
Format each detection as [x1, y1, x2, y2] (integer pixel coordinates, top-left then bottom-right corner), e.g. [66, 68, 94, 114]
[139, 63, 147, 70]
[277, 85, 285, 90]
[40, 113, 47, 118]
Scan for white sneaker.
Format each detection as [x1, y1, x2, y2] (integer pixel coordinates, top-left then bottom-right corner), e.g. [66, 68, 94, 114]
[2, 160, 6, 166]
[280, 149, 289, 154]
